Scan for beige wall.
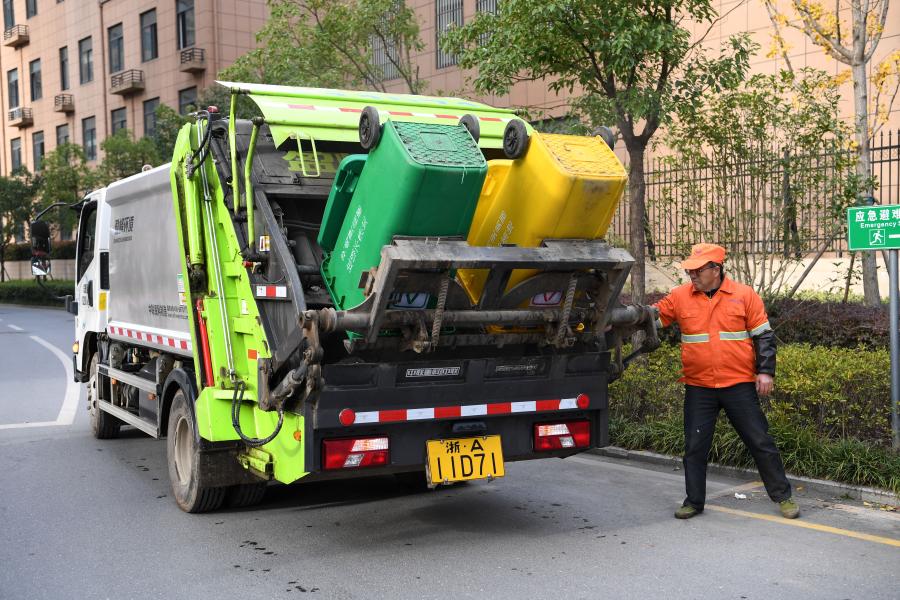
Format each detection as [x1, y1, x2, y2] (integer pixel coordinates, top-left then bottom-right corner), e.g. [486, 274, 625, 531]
[0, 0, 268, 175]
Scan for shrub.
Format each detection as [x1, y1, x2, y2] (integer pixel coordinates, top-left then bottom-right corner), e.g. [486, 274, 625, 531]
[0, 280, 74, 306]
[638, 292, 888, 348]
[610, 342, 893, 446]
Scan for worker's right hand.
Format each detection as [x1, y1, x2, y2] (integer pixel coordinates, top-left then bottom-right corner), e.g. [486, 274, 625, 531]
[756, 373, 774, 397]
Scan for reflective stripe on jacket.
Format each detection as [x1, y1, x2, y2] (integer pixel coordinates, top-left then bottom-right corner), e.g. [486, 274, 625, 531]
[654, 277, 773, 388]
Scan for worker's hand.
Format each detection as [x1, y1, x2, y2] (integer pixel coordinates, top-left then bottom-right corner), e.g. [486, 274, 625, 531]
[756, 373, 774, 397]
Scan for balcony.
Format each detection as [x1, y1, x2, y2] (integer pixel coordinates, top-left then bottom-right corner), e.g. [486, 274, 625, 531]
[179, 47, 206, 73]
[110, 69, 144, 95]
[8, 107, 33, 128]
[3, 24, 29, 48]
[54, 94, 75, 113]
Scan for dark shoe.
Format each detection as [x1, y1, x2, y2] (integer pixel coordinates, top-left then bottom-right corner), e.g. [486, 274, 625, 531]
[779, 498, 800, 519]
[674, 505, 702, 519]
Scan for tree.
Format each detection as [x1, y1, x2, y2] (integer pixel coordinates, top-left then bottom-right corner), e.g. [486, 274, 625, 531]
[442, 0, 754, 303]
[659, 68, 862, 297]
[37, 144, 96, 238]
[763, 0, 899, 306]
[0, 171, 39, 281]
[97, 129, 161, 185]
[221, 0, 425, 93]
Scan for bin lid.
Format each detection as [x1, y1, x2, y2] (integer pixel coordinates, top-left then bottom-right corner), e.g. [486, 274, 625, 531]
[218, 80, 529, 149]
[539, 133, 627, 178]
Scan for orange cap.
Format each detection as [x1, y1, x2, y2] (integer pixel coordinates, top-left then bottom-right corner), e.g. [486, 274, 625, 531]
[681, 243, 726, 270]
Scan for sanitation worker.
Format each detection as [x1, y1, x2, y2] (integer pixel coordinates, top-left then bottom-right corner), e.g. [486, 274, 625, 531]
[655, 243, 799, 519]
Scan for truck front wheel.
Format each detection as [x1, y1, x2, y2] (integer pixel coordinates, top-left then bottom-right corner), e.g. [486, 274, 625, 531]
[166, 389, 226, 513]
[88, 353, 120, 439]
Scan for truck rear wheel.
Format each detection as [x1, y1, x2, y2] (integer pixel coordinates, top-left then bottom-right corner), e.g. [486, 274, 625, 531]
[88, 353, 120, 439]
[167, 389, 226, 513]
[225, 482, 268, 508]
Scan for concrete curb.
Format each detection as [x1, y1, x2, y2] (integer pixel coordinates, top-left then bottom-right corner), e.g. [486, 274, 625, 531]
[588, 446, 900, 507]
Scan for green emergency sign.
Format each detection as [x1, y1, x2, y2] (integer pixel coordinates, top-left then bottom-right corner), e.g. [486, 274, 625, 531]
[847, 204, 900, 251]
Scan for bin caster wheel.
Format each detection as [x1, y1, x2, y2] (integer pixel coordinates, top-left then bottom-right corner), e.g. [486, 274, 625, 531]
[502, 120, 529, 159]
[359, 106, 382, 150]
[593, 126, 616, 149]
[459, 114, 480, 143]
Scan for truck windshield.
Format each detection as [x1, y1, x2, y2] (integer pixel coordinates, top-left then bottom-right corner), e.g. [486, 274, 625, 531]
[75, 202, 97, 282]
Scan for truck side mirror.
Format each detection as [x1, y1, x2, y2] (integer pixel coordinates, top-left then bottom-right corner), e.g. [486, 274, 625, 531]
[29, 220, 52, 278]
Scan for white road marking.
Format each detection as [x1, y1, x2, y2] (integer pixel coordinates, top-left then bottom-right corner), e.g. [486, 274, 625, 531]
[0, 335, 79, 431]
[8, 324, 23, 331]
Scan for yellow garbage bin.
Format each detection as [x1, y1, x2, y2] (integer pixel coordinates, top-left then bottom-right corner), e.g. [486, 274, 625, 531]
[458, 132, 628, 305]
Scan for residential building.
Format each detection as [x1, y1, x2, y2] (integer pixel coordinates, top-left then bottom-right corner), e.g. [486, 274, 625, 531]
[0, 0, 269, 174]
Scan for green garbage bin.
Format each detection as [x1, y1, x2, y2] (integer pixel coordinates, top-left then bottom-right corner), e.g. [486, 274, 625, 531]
[318, 120, 487, 310]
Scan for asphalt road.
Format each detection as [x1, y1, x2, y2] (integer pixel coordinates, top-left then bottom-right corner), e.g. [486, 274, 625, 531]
[1, 303, 898, 600]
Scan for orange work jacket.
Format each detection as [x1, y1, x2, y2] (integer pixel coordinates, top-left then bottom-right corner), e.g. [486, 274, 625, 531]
[655, 277, 772, 388]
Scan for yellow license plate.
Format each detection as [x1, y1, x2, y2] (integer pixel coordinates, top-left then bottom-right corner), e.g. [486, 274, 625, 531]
[426, 435, 505, 485]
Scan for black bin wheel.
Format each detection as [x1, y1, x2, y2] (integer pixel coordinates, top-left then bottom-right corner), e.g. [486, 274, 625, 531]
[502, 120, 529, 159]
[359, 106, 382, 151]
[459, 114, 480, 143]
[593, 126, 616, 149]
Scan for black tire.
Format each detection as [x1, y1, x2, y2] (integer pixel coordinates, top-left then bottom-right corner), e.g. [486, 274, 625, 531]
[593, 126, 616, 149]
[459, 114, 480, 143]
[88, 353, 120, 439]
[166, 389, 226, 513]
[502, 120, 529, 159]
[358, 106, 382, 150]
[225, 482, 268, 508]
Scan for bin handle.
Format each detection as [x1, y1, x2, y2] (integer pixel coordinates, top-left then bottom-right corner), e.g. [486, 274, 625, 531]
[293, 130, 321, 178]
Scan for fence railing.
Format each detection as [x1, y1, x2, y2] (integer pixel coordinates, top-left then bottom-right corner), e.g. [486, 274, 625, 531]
[609, 129, 900, 259]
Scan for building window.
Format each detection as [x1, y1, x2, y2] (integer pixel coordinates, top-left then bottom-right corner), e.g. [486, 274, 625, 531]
[370, 2, 401, 82]
[29, 59, 41, 101]
[7, 68, 18, 109]
[140, 9, 158, 62]
[26, 0, 36, 18]
[178, 87, 197, 115]
[79, 37, 93, 84]
[108, 23, 124, 74]
[176, 0, 195, 50]
[435, 0, 463, 69]
[476, 0, 497, 44]
[56, 123, 69, 146]
[111, 108, 127, 134]
[3, 0, 14, 29]
[59, 46, 69, 90]
[10, 138, 21, 172]
[143, 97, 159, 137]
[82, 116, 97, 161]
[32, 131, 44, 171]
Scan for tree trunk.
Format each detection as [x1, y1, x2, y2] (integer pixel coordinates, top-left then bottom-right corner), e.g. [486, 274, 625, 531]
[627, 145, 647, 304]
[851, 31, 880, 305]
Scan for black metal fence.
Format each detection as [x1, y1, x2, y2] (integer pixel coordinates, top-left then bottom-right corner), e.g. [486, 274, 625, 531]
[609, 129, 900, 259]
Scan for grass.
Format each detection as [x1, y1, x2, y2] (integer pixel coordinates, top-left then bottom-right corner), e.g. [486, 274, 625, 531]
[610, 415, 900, 495]
[0, 279, 73, 307]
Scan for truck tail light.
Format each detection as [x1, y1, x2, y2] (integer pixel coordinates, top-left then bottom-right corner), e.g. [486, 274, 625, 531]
[533, 420, 590, 451]
[323, 437, 389, 470]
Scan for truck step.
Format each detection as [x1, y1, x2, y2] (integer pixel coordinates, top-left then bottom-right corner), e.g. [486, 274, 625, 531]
[100, 365, 157, 393]
[96, 399, 159, 438]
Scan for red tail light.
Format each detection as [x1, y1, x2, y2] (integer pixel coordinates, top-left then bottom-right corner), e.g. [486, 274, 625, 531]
[533, 420, 590, 451]
[323, 437, 389, 470]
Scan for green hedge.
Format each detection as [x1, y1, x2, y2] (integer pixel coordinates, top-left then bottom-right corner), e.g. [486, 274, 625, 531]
[0, 280, 74, 306]
[610, 342, 897, 493]
[610, 416, 900, 495]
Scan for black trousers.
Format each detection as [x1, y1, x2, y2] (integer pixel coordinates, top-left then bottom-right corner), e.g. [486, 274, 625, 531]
[683, 382, 791, 510]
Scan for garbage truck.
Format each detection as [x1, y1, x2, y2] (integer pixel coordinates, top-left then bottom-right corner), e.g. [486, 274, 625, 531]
[35, 83, 659, 512]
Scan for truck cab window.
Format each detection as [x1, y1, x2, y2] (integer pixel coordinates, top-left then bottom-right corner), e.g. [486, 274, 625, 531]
[76, 202, 97, 281]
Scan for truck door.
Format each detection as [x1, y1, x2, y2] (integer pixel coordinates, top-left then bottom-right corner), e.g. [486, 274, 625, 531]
[74, 199, 102, 370]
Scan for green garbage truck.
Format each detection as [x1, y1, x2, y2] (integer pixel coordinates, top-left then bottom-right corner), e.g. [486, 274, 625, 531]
[39, 83, 658, 512]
